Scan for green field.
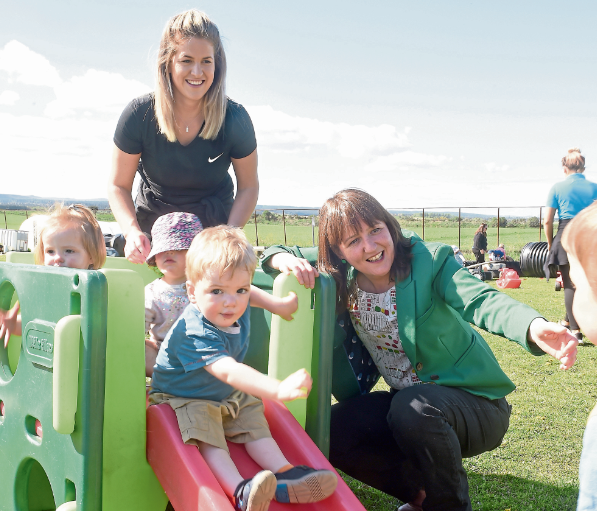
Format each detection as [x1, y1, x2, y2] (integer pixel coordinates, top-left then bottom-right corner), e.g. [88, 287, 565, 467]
[1, 210, 33, 230]
[242, 223, 545, 262]
[347, 278, 593, 511]
[3, 209, 547, 262]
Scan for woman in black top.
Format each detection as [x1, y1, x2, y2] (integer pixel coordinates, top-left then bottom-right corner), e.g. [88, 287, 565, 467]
[472, 223, 488, 264]
[108, 9, 259, 263]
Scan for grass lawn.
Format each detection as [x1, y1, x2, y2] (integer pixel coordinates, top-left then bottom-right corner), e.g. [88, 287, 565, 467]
[2, 209, 543, 263]
[1, 210, 33, 230]
[344, 277, 594, 511]
[243, 223, 544, 262]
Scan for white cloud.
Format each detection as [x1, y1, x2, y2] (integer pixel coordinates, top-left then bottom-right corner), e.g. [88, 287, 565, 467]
[0, 111, 116, 198]
[0, 90, 19, 105]
[0, 40, 61, 87]
[0, 40, 150, 118]
[45, 69, 151, 118]
[247, 105, 410, 159]
[484, 162, 510, 172]
[365, 151, 451, 173]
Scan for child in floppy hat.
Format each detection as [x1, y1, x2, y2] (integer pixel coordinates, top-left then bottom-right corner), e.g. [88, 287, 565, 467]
[145, 212, 203, 376]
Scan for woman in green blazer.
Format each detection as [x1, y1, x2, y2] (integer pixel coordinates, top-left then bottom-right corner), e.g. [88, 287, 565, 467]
[261, 189, 577, 511]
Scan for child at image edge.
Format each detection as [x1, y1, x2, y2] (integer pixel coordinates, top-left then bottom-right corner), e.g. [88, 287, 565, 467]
[561, 202, 597, 511]
[149, 226, 338, 511]
[0, 203, 106, 348]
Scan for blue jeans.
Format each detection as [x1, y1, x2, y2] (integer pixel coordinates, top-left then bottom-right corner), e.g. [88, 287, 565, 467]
[578, 411, 597, 510]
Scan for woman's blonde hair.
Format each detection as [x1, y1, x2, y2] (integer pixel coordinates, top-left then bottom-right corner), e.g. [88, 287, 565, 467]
[561, 201, 597, 290]
[33, 204, 106, 269]
[186, 225, 257, 283]
[317, 189, 413, 314]
[562, 147, 585, 173]
[155, 9, 227, 142]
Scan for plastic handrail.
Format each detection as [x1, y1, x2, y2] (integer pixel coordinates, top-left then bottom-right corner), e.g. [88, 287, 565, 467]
[53, 315, 81, 434]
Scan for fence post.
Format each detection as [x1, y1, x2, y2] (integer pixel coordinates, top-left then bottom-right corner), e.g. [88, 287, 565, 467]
[539, 207, 542, 241]
[458, 207, 461, 249]
[312, 215, 315, 246]
[497, 208, 500, 246]
[26, 210, 28, 219]
[422, 208, 425, 240]
[253, 211, 259, 247]
[3, 211, 6, 229]
[282, 210, 287, 246]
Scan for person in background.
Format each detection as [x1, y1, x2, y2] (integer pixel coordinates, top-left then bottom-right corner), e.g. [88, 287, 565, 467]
[108, 9, 258, 264]
[472, 223, 488, 264]
[544, 147, 597, 342]
[561, 202, 597, 510]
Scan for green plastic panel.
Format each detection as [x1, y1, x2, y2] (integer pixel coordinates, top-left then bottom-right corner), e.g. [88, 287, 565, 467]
[0, 263, 107, 511]
[268, 275, 314, 427]
[5, 252, 159, 287]
[259, 271, 336, 456]
[99, 268, 167, 511]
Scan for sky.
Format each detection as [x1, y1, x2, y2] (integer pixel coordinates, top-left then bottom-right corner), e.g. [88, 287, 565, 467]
[1, 0, 596, 217]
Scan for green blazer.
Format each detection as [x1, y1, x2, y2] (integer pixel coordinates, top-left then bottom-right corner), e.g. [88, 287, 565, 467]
[261, 231, 543, 401]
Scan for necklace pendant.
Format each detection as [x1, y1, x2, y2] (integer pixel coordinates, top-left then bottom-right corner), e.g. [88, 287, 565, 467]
[186, 126, 189, 133]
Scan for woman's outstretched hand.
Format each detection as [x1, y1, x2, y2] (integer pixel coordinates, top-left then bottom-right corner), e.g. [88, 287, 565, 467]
[269, 253, 319, 289]
[124, 229, 152, 264]
[527, 318, 578, 370]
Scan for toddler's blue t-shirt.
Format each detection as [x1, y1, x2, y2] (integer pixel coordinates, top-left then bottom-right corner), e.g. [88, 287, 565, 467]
[150, 303, 251, 401]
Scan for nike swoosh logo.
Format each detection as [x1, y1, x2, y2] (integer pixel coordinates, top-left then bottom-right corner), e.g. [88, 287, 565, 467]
[208, 153, 224, 163]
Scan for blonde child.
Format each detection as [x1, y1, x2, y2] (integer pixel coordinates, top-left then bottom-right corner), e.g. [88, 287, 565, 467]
[0, 203, 106, 348]
[149, 226, 337, 511]
[144, 212, 204, 376]
[561, 202, 597, 510]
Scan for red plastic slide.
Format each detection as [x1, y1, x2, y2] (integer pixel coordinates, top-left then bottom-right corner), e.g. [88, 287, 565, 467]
[146, 399, 366, 511]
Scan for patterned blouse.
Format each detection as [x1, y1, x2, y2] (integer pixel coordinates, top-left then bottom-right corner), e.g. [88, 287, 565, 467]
[350, 287, 421, 390]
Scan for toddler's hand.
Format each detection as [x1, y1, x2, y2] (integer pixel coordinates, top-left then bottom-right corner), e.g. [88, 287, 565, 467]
[0, 302, 20, 349]
[277, 292, 299, 321]
[277, 368, 312, 401]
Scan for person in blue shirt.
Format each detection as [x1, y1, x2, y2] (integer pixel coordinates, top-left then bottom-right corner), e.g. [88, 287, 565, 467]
[544, 148, 597, 342]
[149, 226, 337, 511]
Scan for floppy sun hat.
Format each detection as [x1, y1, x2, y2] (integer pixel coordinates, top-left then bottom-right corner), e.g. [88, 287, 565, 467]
[146, 212, 203, 265]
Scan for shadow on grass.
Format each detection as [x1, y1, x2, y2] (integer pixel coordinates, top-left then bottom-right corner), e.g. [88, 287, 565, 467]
[467, 472, 578, 511]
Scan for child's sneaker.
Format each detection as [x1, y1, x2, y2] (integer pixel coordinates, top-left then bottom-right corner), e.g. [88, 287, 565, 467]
[273, 465, 338, 503]
[233, 470, 276, 511]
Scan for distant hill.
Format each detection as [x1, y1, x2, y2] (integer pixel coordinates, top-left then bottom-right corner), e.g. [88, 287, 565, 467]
[0, 194, 110, 209]
[0, 195, 531, 220]
[256, 206, 500, 220]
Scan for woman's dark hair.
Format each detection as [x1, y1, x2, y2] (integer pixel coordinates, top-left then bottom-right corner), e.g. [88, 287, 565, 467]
[474, 223, 488, 235]
[317, 189, 413, 313]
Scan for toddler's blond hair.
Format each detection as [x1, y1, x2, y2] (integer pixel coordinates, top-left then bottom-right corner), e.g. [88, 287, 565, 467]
[33, 203, 106, 269]
[186, 225, 257, 283]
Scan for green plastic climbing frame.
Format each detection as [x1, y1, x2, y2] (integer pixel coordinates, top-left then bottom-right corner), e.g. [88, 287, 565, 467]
[0, 254, 336, 510]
